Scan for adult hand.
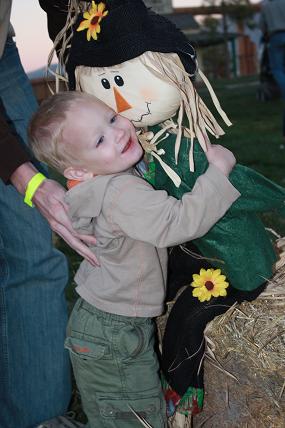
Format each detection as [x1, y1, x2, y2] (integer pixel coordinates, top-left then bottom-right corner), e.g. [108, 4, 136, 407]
[10, 162, 99, 266]
[33, 178, 100, 266]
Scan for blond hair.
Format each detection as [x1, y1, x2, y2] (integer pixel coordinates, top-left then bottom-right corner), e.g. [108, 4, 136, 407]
[29, 91, 97, 174]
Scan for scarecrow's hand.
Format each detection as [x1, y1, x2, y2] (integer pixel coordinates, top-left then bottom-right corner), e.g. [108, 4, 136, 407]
[206, 144, 236, 177]
[33, 179, 100, 266]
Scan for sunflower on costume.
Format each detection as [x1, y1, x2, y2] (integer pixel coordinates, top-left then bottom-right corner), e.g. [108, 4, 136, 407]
[77, 1, 108, 41]
[191, 268, 229, 302]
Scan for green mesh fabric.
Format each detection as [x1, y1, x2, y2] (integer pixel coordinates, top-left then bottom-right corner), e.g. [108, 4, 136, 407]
[147, 125, 285, 291]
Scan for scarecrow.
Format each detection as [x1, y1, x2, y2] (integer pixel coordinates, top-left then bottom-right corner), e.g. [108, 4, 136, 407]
[46, 0, 285, 421]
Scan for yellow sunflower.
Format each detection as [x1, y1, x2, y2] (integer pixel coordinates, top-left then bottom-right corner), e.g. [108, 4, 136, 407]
[191, 268, 229, 302]
[77, 1, 108, 41]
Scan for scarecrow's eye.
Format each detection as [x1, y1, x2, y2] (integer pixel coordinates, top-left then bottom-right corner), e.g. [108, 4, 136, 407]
[101, 78, 111, 89]
[114, 75, 124, 87]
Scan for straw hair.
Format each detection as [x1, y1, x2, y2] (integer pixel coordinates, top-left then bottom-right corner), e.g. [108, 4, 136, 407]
[140, 52, 231, 171]
[28, 91, 96, 173]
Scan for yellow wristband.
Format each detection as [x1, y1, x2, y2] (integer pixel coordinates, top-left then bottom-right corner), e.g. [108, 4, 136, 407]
[24, 173, 46, 207]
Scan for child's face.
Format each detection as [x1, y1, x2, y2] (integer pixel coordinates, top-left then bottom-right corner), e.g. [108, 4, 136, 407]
[64, 99, 143, 176]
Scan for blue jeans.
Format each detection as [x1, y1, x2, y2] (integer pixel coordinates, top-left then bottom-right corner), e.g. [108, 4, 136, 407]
[269, 31, 285, 136]
[0, 39, 71, 428]
[269, 31, 285, 99]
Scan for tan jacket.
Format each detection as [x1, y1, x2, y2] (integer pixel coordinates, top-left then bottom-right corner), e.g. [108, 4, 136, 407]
[65, 166, 240, 318]
[0, 0, 14, 58]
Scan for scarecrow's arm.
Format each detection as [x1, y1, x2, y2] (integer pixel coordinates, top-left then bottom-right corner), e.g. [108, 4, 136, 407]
[153, 136, 285, 217]
[228, 165, 285, 216]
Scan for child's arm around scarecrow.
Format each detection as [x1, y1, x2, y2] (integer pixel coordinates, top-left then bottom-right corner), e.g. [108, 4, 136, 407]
[102, 144, 239, 248]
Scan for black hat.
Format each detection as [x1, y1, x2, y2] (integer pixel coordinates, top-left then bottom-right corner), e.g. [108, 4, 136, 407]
[67, 0, 197, 89]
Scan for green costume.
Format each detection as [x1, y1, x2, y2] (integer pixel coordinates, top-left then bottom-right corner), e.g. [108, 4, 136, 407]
[149, 125, 285, 291]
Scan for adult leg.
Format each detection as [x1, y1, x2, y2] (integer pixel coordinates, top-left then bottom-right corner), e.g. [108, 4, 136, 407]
[283, 105, 285, 138]
[0, 38, 71, 428]
[269, 32, 285, 99]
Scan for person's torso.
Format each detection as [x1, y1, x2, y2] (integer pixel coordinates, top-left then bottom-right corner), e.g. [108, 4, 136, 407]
[262, 0, 285, 34]
[0, 0, 13, 58]
[68, 172, 168, 318]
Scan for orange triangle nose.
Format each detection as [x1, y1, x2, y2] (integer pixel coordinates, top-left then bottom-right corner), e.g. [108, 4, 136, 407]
[113, 87, 132, 113]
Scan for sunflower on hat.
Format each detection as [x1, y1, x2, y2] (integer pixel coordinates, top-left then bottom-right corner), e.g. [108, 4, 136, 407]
[191, 268, 229, 302]
[77, 1, 108, 41]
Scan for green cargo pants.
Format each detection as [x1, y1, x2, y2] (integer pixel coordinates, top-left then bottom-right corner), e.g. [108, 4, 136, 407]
[65, 298, 167, 427]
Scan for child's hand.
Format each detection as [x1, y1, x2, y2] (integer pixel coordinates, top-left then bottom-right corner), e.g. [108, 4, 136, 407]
[206, 144, 236, 177]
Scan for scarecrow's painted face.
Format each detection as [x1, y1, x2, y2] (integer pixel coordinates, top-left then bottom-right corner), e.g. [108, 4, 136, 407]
[75, 52, 182, 127]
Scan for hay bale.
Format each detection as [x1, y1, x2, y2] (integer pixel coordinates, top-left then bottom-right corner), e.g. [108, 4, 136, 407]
[158, 239, 285, 428]
[193, 296, 285, 428]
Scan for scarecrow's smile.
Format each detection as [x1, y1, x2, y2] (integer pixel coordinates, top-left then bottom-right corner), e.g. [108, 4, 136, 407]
[131, 102, 152, 125]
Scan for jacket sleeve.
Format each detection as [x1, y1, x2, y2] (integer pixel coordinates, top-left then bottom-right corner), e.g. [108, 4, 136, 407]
[106, 165, 240, 248]
[0, 109, 31, 183]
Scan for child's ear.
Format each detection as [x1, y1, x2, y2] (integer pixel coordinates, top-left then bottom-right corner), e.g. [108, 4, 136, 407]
[63, 166, 93, 182]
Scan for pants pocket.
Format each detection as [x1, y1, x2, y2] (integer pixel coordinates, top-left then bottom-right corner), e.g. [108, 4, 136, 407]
[96, 394, 167, 428]
[64, 336, 110, 359]
[64, 335, 112, 396]
[117, 322, 161, 393]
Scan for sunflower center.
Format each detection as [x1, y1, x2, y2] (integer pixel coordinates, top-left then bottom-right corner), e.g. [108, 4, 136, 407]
[91, 16, 100, 25]
[205, 281, 214, 291]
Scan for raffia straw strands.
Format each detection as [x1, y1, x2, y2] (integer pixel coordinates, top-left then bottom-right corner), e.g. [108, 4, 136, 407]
[195, 414, 216, 428]
[46, 0, 93, 94]
[260, 240, 285, 298]
[127, 405, 153, 428]
[179, 243, 225, 265]
[279, 380, 285, 400]
[143, 52, 231, 172]
[168, 412, 192, 428]
[198, 69, 232, 127]
[46, 0, 80, 94]
[194, 292, 285, 425]
[137, 126, 182, 188]
[205, 297, 285, 372]
[175, 100, 183, 164]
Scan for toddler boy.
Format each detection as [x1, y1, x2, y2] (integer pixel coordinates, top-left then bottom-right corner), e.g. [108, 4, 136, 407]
[29, 91, 240, 428]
